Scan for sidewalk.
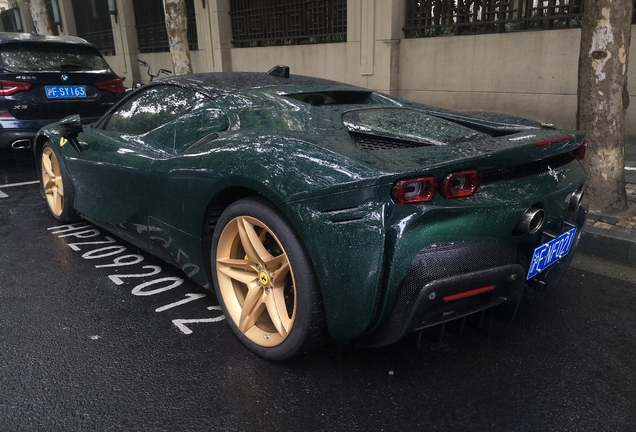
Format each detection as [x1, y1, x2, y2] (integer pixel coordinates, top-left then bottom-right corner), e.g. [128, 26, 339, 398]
[577, 136, 636, 266]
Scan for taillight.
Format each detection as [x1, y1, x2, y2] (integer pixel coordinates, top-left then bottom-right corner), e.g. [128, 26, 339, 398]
[95, 77, 126, 94]
[0, 80, 32, 96]
[439, 170, 479, 199]
[391, 177, 437, 204]
[577, 140, 587, 160]
[534, 134, 575, 147]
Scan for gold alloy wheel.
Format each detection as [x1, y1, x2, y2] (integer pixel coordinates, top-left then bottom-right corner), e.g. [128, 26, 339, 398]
[41, 147, 64, 217]
[216, 215, 297, 347]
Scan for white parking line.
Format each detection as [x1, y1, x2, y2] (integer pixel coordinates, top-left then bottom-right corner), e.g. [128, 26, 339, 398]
[0, 180, 39, 198]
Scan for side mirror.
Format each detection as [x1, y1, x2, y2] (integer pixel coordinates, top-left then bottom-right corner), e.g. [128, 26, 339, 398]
[58, 114, 83, 139]
[57, 114, 83, 154]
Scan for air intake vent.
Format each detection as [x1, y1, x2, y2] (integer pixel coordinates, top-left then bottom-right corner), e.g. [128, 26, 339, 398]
[350, 132, 426, 151]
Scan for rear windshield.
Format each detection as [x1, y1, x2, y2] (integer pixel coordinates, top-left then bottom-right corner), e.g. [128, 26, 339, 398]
[0, 42, 110, 72]
[343, 108, 485, 145]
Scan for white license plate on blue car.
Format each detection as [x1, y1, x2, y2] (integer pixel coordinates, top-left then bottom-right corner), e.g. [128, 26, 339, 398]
[526, 227, 577, 280]
[45, 85, 86, 99]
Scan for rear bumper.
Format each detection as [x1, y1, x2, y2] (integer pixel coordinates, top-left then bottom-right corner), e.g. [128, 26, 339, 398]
[0, 129, 37, 149]
[357, 240, 524, 347]
[358, 205, 587, 348]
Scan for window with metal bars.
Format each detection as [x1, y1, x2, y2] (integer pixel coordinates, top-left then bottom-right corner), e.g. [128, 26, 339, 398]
[70, 0, 116, 55]
[229, 0, 347, 48]
[404, 0, 636, 38]
[132, 0, 198, 53]
[0, 8, 22, 33]
[9, 1, 60, 36]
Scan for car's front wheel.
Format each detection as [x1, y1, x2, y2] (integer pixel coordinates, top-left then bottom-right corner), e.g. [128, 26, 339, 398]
[40, 141, 78, 222]
[211, 197, 327, 360]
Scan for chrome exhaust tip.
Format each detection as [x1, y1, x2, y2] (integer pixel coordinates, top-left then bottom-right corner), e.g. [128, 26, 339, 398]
[569, 188, 584, 211]
[11, 139, 31, 149]
[515, 207, 545, 234]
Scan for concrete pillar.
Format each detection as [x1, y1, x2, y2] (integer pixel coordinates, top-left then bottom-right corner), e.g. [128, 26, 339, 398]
[56, 0, 77, 36]
[207, 0, 232, 72]
[348, 0, 404, 93]
[18, 0, 34, 33]
[360, 0, 374, 77]
[360, 0, 406, 93]
[108, 0, 141, 82]
[377, 0, 405, 95]
[192, 0, 213, 72]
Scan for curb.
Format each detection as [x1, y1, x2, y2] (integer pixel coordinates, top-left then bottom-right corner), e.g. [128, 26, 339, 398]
[578, 226, 636, 267]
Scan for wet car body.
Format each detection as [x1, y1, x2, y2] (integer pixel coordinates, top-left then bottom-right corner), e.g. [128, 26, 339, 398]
[34, 69, 587, 359]
[0, 32, 125, 150]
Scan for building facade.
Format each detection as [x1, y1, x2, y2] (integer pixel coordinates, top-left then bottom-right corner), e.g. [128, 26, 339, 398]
[1, 0, 635, 133]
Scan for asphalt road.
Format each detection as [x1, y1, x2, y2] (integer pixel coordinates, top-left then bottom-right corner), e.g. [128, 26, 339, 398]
[1, 150, 635, 431]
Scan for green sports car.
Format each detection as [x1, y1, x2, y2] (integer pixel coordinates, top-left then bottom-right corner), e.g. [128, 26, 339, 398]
[35, 67, 587, 360]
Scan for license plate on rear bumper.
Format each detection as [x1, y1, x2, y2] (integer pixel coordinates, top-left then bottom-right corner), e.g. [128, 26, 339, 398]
[45, 85, 86, 99]
[526, 227, 577, 280]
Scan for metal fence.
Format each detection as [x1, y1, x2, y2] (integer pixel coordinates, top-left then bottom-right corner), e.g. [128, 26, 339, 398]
[71, 0, 116, 55]
[133, 0, 198, 53]
[404, 0, 599, 37]
[229, 0, 347, 47]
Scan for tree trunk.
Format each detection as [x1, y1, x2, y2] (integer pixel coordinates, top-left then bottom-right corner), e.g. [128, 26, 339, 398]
[26, 0, 53, 35]
[577, 0, 633, 214]
[164, 0, 192, 76]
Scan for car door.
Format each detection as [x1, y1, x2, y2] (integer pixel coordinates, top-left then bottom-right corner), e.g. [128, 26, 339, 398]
[65, 84, 194, 248]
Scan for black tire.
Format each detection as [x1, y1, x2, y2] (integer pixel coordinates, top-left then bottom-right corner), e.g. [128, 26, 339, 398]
[40, 141, 78, 222]
[211, 196, 327, 360]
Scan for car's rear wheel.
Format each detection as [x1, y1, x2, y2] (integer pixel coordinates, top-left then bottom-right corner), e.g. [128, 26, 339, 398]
[40, 141, 78, 222]
[212, 197, 327, 360]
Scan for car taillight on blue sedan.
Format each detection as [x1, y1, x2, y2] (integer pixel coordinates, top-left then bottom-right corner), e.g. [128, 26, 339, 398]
[95, 78, 126, 94]
[0, 79, 32, 96]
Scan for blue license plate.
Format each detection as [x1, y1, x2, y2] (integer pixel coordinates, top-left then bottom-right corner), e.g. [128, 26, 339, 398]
[45, 85, 86, 99]
[526, 228, 577, 280]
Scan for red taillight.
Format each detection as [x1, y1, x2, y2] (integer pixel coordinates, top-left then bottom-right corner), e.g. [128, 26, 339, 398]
[439, 170, 479, 199]
[534, 134, 575, 147]
[95, 77, 126, 94]
[443, 285, 495, 302]
[0, 79, 32, 96]
[577, 140, 587, 160]
[391, 177, 437, 204]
